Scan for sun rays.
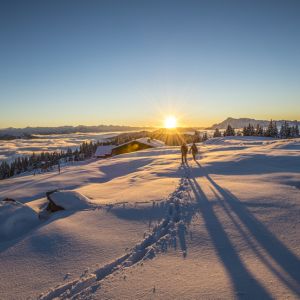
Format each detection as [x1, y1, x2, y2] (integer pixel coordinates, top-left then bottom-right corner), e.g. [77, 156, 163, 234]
[164, 116, 177, 129]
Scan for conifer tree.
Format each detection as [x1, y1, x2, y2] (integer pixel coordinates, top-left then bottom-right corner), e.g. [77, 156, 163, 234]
[213, 128, 222, 137]
[202, 132, 208, 141]
[295, 123, 300, 137]
[265, 120, 278, 138]
[243, 126, 248, 136]
[280, 121, 290, 139]
[255, 124, 263, 136]
[224, 125, 235, 136]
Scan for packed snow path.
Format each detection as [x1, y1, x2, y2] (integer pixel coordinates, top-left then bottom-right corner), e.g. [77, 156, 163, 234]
[0, 137, 300, 299]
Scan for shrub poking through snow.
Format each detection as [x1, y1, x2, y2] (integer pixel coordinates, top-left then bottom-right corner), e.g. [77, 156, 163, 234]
[46, 190, 64, 212]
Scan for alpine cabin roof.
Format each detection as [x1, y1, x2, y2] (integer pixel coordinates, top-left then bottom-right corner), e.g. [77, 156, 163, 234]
[95, 145, 115, 157]
[114, 137, 165, 149]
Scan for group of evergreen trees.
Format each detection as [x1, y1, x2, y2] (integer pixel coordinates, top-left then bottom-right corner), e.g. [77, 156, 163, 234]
[263, 120, 278, 137]
[213, 125, 237, 137]
[223, 125, 236, 137]
[279, 121, 299, 138]
[0, 140, 104, 180]
[213, 120, 299, 139]
[243, 124, 264, 136]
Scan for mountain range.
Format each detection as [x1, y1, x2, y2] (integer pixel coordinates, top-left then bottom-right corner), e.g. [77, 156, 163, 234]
[208, 117, 299, 130]
[0, 125, 153, 139]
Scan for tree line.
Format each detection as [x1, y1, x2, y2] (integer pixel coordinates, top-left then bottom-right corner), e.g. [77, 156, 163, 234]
[213, 120, 299, 138]
[0, 140, 104, 180]
[1, 120, 299, 180]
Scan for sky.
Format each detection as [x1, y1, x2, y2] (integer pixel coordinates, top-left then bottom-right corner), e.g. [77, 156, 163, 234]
[0, 0, 299, 128]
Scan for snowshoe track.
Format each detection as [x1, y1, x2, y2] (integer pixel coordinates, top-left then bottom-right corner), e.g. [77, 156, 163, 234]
[39, 176, 192, 300]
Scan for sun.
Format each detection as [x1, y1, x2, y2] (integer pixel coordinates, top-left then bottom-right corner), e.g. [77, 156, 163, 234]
[164, 116, 177, 129]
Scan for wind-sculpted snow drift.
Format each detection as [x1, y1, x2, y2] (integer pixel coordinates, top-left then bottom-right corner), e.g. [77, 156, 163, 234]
[0, 190, 94, 244]
[0, 200, 39, 241]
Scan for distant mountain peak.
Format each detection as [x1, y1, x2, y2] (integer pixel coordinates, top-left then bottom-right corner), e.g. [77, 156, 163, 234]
[209, 117, 298, 129]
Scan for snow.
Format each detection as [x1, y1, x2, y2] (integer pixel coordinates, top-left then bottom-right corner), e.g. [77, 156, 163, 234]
[0, 137, 300, 299]
[0, 200, 39, 241]
[135, 137, 165, 148]
[113, 137, 165, 151]
[94, 145, 115, 157]
[48, 190, 92, 210]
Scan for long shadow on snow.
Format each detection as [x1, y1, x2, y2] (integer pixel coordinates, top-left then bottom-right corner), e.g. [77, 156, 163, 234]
[152, 153, 300, 180]
[185, 164, 272, 299]
[195, 161, 300, 296]
[177, 221, 187, 257]
[1, 158, 155, 204]
[208, 186, 300, 296]
[97, 158, 154, 182]
[0, 209, 80, 254]
[203, 154, 300, 175]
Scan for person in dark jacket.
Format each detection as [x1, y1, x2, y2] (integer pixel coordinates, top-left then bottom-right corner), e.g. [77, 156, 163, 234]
[190, 142, 198, 161]
[181, 143, 188, 164]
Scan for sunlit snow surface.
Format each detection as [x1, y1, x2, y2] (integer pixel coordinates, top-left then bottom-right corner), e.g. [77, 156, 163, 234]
[0, 137, 299, 299]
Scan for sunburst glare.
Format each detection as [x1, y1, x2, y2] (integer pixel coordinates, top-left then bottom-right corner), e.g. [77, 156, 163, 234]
[164, 116, 177, 128]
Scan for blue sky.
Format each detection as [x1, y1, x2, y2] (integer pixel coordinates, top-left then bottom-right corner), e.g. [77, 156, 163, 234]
[0, 0, 299, 128]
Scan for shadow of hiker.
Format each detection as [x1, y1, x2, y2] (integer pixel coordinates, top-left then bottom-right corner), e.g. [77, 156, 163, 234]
[184, 164, 272, 299]
[208, 186, 300, 296]
[194, 160, 300, 297]
[178, 221, 187, 258]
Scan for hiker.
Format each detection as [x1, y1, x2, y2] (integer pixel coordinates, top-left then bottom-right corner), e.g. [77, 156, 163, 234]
[190, 142, 198, 161]
[181, 143, 188, 164]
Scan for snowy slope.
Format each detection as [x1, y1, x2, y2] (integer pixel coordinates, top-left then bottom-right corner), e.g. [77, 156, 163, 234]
[0, 137, 300, 299]
[0, 200, 39, 241]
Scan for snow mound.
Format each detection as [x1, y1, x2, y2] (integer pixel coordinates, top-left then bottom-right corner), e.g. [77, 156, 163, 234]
[0, 200, 39, 241]
[48, 190, 92, 211]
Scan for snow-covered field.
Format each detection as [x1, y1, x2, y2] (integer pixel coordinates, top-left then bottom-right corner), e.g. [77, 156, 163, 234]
[0, 137, 299, 299]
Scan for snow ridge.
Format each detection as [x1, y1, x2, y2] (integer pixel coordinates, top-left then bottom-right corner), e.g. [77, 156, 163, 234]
[39, 176, 191, 300]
